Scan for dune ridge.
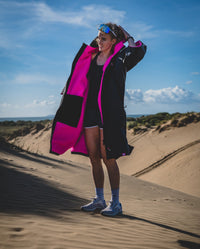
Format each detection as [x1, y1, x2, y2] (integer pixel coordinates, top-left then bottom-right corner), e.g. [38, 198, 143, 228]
[133, 139, 200, 177]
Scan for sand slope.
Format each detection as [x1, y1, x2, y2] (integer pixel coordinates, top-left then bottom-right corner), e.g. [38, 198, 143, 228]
[139, 142, 200, 197]
[10, 122, 200, 197]
[119, 122, 200, 175]
[0, 141, 200, 249]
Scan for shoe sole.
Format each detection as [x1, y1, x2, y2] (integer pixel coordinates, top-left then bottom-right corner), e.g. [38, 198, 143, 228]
[101, 210, 123, 217]
[81, 207, 106, 212]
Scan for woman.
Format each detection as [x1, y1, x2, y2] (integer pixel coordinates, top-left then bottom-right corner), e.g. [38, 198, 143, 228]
[50, 23, 146, 217]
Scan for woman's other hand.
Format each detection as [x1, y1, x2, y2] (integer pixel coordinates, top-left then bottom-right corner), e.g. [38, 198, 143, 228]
[118, 25, 135, 46]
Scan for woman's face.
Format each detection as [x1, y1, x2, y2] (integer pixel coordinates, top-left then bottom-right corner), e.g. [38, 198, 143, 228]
[97, 31, 116, 53]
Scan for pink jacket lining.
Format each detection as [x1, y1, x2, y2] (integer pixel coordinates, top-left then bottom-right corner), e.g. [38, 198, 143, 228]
[51, 41, 142, 155]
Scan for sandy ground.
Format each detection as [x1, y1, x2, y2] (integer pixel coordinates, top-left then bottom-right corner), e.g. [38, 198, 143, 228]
[10, 122, 200, 197]
[0, 141, 200, 249]
[139, 142, 200, 197]
[119, 122, 200, 197]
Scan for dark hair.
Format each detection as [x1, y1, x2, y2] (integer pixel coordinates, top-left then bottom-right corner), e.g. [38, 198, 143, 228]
[105, 22, 125, 43]
[91, 23, 126, 53]
[102, 23, 125, 54]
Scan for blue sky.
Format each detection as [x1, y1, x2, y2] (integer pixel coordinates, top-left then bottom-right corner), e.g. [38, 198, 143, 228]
[0, 0, 200, 117]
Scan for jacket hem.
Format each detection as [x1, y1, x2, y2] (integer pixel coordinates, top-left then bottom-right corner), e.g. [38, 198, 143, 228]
[49, 150, 60, 156]
[71, 151, 89, 157]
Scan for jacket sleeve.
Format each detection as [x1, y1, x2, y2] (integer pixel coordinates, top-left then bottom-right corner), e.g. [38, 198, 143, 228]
[123, 41, 147, 71]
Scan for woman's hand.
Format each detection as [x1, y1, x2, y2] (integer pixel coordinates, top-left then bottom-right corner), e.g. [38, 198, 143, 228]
[118, 25, 135, 46]
[118, 25, 131, 40]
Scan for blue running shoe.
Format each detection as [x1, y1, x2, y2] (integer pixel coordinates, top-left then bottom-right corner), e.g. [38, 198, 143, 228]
[81, 198, 107, 212]
[101, 201, 122, 217]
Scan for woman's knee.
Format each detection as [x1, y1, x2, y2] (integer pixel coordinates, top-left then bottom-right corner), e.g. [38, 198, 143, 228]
[102, 156, 116, 168]
[89, 152, 102, 167]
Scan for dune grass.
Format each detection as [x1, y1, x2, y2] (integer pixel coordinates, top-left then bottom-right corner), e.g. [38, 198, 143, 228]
[0, 120, 51, 139]
[127, 112, 200, 134]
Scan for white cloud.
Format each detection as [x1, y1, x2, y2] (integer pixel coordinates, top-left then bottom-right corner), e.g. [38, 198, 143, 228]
[127, 22, 197, 40]
[129, 22, 159, 39]
[0, 102, 11, 108]
[0, 1, 125, 28]
[0, 97, 57, 117]
[0, 102, 20, 117]
[125, 89, 144, 103]
[1, 0, 196, 50]
[186, 81, 192, 84]
[144, 86, 194, 103]
[0, 98, 55, 110]
[12, 73, 62, 85]
[25, 98, 56, 108]
[34, 3, 125, 27]
[191, 72, 200, 75]
[34, 3, 85, 25]
[0, 1, 126, 50]
[126, 86, 197, 104]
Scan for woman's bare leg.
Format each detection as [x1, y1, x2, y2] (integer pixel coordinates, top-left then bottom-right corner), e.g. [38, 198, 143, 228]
[100, 129, 120, 190]
[81, 127, 106, 211]
[84, 127, 104, 189]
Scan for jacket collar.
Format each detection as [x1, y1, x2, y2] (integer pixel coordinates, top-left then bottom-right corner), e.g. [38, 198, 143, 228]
[102, 41, 125, 71]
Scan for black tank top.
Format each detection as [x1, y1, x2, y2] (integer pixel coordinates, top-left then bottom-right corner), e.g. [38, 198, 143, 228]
[86, 53, 103, 108]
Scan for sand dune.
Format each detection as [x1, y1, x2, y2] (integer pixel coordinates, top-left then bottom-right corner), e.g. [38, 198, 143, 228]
[10, 121, 200, 197]
[119, 122, 200, 198]
[138, 142, 200, 197]
[0, 141, 200, 249]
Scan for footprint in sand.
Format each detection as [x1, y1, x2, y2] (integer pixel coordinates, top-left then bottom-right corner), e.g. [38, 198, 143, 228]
[10, 227, 24, 232]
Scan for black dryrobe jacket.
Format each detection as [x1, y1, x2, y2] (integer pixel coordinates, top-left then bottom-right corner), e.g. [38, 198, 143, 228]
[50, 38, 147, 159]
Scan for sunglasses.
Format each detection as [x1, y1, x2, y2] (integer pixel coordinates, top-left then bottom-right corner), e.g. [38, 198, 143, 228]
[98, 24, 117, 37]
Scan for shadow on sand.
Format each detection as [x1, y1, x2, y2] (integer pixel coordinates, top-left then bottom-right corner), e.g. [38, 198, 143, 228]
[0, 138, 87, 170]
[0, 160, 87, 218]
[177, 240, 200, 249]
[1, 140, 200, 245]
[108, 213, 200, 240]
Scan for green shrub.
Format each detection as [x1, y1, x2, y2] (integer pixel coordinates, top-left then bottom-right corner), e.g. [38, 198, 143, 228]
[0, 119, 51, 139]
[126, 112, 200, 131]
[127, 121, 137, 129]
